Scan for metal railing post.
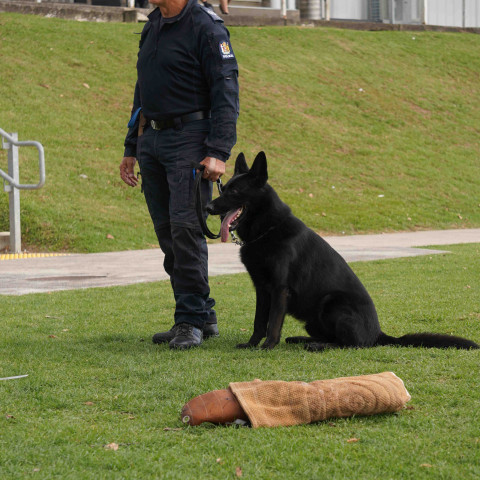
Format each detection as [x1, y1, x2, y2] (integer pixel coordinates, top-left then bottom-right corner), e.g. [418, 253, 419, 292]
[7, 133, 21, 253]
[1, 128, 46, 254]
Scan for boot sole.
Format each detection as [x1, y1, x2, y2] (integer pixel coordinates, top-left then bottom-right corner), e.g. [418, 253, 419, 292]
[153, 332, 219, 344]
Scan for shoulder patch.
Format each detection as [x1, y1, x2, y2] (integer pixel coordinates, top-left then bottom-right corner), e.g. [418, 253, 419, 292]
[219, 40, 235, 60]
[200, 4, 224, 23]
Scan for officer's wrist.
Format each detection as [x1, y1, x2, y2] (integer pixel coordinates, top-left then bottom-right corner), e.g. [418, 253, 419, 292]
[206, 150, 228, 162]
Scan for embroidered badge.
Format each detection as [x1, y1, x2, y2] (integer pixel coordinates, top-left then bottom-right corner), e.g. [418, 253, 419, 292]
[219, 41, 235, 60]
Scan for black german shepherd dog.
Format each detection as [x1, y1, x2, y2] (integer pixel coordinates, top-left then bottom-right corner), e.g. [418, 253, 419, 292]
[206, 152, 479, 351]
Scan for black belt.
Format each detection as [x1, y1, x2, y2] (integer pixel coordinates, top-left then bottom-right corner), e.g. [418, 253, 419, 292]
[149, 111, 211, 131]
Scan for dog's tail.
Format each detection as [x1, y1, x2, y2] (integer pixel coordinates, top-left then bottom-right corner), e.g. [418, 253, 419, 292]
[375, 332, 479, 350]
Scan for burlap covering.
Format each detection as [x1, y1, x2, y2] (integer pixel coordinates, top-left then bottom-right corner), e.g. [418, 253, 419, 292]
[229, 372, 411, 428]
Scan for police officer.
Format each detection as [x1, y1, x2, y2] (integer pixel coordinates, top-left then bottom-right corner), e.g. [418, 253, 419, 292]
[120, 0, 239, 349]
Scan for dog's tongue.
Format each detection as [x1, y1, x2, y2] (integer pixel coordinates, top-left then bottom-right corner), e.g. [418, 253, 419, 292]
[220, 209, 242, 243]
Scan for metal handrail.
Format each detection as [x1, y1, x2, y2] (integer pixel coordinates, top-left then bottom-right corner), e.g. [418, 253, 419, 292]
[0, 127, 45, 189]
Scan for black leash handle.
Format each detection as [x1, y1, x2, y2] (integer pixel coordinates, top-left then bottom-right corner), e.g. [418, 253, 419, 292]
[192, 163, 223, 239]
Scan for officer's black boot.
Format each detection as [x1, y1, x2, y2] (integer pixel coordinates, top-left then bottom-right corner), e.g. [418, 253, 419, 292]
[152, 322, 218, 344]
[169, 323, 203, 349]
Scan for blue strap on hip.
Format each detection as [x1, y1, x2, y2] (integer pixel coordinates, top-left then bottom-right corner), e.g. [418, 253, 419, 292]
[128, 107, 142, 128]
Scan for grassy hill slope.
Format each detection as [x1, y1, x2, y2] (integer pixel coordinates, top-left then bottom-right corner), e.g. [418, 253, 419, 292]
[0, 13, 479, 253]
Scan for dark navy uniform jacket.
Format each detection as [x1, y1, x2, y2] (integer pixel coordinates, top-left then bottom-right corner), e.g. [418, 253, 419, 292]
[124, 0, 239, 162]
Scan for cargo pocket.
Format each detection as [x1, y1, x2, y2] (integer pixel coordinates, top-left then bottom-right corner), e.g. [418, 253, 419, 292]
[170, 161, 197, 228]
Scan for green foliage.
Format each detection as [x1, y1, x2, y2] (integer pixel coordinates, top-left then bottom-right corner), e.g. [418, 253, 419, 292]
[1, 244, 480, 478]
[1, 14, 480, 254]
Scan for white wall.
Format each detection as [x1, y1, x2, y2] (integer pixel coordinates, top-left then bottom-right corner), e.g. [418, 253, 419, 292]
[330, 0, 369, 20]
[465, 0, 480, 27]
[426, 0, 463, 26]
[320, 0, 480, 27]
[426, 0, 480, 27]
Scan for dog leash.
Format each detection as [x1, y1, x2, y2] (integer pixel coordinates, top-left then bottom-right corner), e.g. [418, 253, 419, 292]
[192, 163, 223, 240]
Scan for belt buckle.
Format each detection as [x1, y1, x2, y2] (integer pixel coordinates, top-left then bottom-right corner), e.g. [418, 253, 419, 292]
[150, 120, 159, 130]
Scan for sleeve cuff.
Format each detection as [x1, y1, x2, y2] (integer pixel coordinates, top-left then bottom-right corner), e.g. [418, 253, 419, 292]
[206, 149, 229, 162]
[123, 146, 137, 158]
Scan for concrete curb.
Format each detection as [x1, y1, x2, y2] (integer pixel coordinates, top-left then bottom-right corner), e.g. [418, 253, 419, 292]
[310, 19, 480, 34]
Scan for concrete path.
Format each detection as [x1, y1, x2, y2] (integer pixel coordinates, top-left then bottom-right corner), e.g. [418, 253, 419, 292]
[1, 229, 479, 296]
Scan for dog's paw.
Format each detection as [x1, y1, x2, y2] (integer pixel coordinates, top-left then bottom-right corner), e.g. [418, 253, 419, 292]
[236, 342, 255, 349]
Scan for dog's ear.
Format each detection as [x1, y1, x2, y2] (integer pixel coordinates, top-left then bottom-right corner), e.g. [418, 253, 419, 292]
[234, 153, 249, 175]
[249, 151, 268, 186]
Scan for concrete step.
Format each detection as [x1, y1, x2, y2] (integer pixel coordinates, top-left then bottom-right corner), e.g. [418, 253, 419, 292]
[18, 0, 274, 7]
[0, 0, 139, 21]
[24, 0, 262, 5]
[225, 0, 262, 7]
[200, 6, 300, 26]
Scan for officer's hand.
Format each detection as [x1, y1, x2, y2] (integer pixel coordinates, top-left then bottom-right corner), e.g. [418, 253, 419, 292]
[120, 156, 138, 187]
[200, 157, 225, 182]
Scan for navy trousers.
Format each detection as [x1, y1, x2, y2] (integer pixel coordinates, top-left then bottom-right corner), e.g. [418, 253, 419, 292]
[137, 118, 216, 329]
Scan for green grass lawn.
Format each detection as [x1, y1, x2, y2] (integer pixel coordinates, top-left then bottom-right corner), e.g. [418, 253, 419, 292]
[1, 14, 480, 252]
[1, 244, 479, 479]
[1, 13, 479, 479]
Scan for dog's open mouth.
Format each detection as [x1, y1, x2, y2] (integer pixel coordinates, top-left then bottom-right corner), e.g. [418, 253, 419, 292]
[220, 207, 244, 243]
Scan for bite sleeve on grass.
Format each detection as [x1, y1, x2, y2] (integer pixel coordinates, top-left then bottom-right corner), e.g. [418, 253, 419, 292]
[181, 372, 411, 428]
[228, 372, 411, 428]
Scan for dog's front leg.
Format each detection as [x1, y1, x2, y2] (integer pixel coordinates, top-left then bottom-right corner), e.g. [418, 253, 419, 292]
[236, 288, 270, 348]
[261, 286, 289, 350]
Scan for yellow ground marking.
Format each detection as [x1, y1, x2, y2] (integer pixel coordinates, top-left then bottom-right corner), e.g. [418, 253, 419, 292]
[0, 253, 71, 261]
